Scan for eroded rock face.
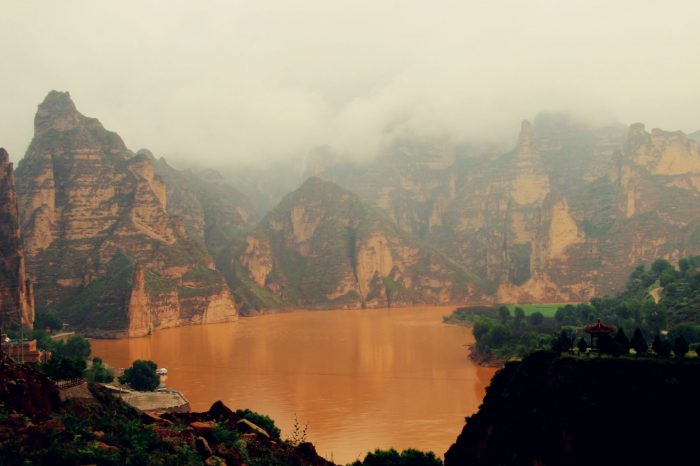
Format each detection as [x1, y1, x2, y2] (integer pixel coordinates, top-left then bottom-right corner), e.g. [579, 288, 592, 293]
[307, 115, 700, 303]
[231, 177, 477, 311]
[14, 91, 236, 336]
[0, 148, 35, 329]
[511, 120, 550, 205]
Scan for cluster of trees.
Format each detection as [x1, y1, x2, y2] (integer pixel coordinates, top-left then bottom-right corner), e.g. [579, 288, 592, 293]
[552, 327, 693, 358]
[447, 256, 700, 361]
[351, 448, 443, 466]
[36, 334, 101, 381]
[6, 327, 115, 382]
[448, 306, 557, 360]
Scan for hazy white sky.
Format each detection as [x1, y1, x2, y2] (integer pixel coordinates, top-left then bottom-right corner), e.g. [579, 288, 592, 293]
[1, 0, 699, 166]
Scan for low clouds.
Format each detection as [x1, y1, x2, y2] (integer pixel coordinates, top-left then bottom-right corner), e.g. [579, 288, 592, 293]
[1, 0, 699, 166]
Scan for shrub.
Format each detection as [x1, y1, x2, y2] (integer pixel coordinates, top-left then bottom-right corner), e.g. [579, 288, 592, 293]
[351, 448, 443, 466]
[472, 319, 492, 340]
[39, 356, 86, 380]
[577, 337, 588, 354]
[652, 335, 672, 358]
[235, 409, 281, 440]
[552, 330, 573, 353]
[528, 312, 544, 326]
[631, 328, 648, 356]
[54, 335, 91, 361]
[673, 335, 689, 358]
[613, 328, 631, 355]
[498, 306, 511, 324]
[86, 357, 115, 383]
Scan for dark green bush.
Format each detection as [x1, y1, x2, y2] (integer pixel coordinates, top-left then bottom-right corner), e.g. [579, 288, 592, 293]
[119, 360, 159, 391]
[235, 408, 281, 439]
[351, 448, 443, 466]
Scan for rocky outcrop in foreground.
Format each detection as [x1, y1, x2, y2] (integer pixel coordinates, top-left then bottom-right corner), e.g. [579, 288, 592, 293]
[0, 356, 334, 465]
[14, 91, 237, 336]
[445, 351, 700, 466]
[0, 148, 34, 329]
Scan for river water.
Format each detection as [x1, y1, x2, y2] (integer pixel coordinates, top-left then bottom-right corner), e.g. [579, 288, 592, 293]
[91, 306, 496, 464]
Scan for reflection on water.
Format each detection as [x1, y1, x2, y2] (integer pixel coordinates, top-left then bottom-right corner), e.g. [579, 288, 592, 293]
[92, 306, 496, 463]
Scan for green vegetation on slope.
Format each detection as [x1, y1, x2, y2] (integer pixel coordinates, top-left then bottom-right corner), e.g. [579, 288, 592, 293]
[445, 256, 700, 361]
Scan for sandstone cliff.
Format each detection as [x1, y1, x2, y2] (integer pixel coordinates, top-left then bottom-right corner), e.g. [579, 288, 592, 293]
[14, 91, 237, 336]
[0, 148, 35, 329]
[306, 115, 700, 303]
[228, 176, 482, 311]
[147, 153, 258, 260]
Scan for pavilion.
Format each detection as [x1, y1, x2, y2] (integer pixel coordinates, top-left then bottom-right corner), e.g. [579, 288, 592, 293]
[584, 318, 615, 351]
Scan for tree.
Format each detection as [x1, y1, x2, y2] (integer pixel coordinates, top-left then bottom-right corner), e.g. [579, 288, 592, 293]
[498, 306, 511, 324]
[630, 328, 648, 356]
[54, 335, 91, 361]
[651, 259, 673, 275]
[86, 357, 115, 383]
[472, 319, 492, 341]
[652, 335, 672, 358]
[528, 312, 544, 326]
[39, 356, 86, 380]
[513, 307, 525, 329]
[34, 311, 62, 331]
[597, 333, 614, 354]
[480, 325, 511, 350]
[673, 335, 689, 358]
[613, 328, 631, 355]
[552, 330, 573, 353]
[577, 337, 588, 354]
[119, 360, 159, 391]
[644, 302, 668, 335]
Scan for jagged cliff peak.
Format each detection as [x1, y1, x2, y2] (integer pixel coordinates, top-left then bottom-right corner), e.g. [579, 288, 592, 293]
[135, 148, 156, 160]
[628, 121, 646, 135]
[516, 119, 535, 153]
[14, 94, 237, 335]
[35, 90, 93, 136]
[275, 176, 354, 211]
[0, 147, 9, 164]
[623, 122, 700, 176]
[29, 90, 128, 157]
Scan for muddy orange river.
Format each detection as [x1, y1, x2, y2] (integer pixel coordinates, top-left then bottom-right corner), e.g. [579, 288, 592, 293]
[91, 306, 496, 464]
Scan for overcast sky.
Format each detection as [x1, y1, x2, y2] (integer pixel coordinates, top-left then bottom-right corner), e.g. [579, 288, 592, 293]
[1, 0, 699, 166]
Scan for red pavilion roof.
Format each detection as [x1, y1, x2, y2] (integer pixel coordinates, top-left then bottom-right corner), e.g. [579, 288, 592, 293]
[585, 319, 615, 334]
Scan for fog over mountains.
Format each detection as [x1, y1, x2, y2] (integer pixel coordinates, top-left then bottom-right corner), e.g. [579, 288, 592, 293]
[3, 90, 700, 335]
[2, 1, 700, 166]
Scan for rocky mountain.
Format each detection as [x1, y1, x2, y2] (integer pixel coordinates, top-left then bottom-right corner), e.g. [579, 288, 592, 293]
[0, 148, 34, 329]
[145, 152, 258, 258]
[226, 176, 482, 311]
[14, 91, 237, 336]
[305, 115, 700, 303]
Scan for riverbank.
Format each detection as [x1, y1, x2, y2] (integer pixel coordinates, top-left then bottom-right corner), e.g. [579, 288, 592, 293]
[466, 344, 504, 368]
